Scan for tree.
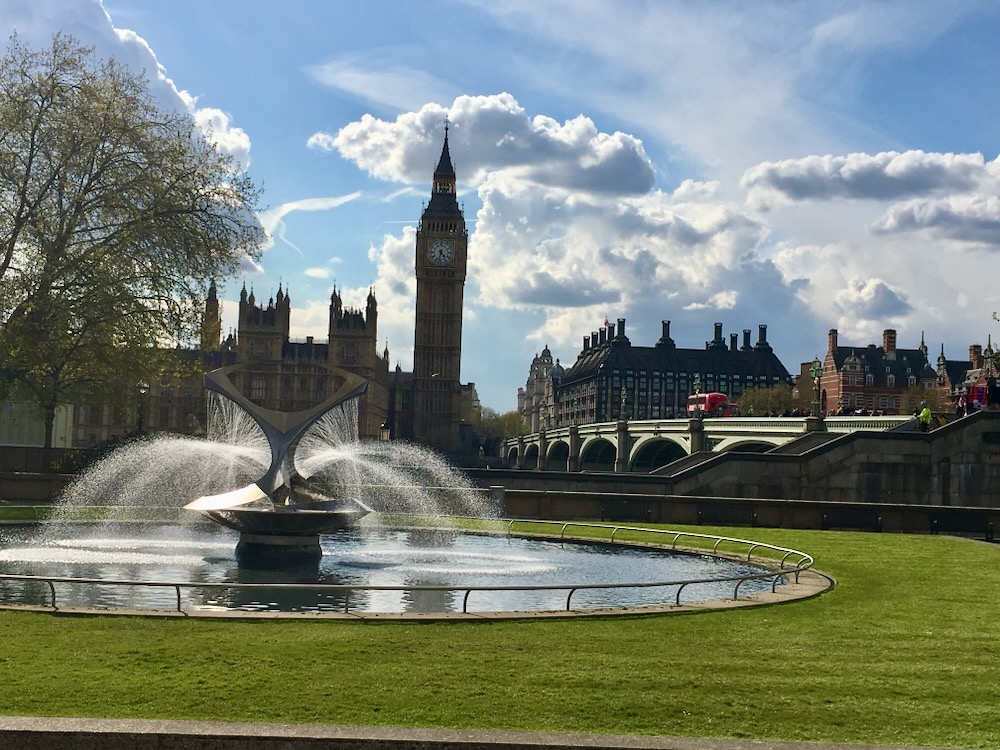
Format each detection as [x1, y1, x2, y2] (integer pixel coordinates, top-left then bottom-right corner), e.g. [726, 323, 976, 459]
[473, 407, 528, 455]
[736, 383, 796, 416]
[0, 34, 264, 451]
[900, 386, 947, 416]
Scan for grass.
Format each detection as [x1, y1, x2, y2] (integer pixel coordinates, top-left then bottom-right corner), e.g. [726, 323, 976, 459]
[0, 524, 998, 747]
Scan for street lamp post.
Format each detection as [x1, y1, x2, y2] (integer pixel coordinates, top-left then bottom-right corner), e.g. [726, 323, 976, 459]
[136, 381, 149, 433]
[620, 386, 627, 420]
[809, 357, 822, 417]
[379, 422, 391, 441]
[692, 373, 702, 418]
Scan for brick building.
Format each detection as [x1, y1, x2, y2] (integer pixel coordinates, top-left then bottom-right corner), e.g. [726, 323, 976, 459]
[816, 328, 936, 415]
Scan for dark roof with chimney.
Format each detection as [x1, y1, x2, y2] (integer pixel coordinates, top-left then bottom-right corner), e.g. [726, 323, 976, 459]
[830, 345, 934, 385]
[559, 321, 790, 386]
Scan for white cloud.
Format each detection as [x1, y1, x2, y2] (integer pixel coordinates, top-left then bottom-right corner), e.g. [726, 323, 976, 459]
[832, 277, 912, 321]
[306, 53, 454, 112]
[310, 93, 656, 194]
[192, 107, 251, 172]
[257, 193, 363, 257]
[742, 150, 989, 208]
[872, 195, 1000, 246]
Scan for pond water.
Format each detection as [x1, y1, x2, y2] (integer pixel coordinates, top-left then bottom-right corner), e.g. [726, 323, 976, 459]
[0, 522, 779, 614]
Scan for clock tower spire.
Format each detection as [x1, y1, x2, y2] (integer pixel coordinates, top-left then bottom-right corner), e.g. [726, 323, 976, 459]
[410, 122, 468, 449]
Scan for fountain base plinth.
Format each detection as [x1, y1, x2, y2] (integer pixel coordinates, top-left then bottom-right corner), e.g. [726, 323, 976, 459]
[205, 501, 368, 567]
[235, 532, 323, 564]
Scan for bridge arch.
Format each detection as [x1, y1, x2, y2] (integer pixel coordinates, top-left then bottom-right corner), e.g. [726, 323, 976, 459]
[523, 443, 539, 469]
[720, 440, 776, 453]
[712, 437, 783, 453]
[546, 440, 570, 471]
[580, 438, 616, 472]
[630, 437, 688, 472]
[505, 445, 518, 468]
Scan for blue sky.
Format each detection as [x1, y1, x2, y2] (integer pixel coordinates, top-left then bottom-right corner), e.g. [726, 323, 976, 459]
[7, 1, 1000, 411]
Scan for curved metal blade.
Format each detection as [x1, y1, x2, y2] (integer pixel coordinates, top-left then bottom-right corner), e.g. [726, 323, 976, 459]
[184, 483, 268, 511]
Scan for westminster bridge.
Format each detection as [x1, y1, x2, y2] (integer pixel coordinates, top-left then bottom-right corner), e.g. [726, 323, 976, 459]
[503, 415, 913, 473]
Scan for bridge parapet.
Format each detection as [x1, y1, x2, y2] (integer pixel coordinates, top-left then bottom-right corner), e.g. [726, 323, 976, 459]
[505, 416, 913, 472]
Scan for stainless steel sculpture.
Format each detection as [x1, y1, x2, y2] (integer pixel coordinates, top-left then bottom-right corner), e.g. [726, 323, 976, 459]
[184, 363, 371, 562]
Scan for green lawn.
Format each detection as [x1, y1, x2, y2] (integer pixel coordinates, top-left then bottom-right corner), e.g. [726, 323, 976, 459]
[0, 525, 998, 747]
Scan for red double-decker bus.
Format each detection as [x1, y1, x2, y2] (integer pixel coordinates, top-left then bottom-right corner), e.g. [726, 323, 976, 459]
[686, 392, 740, 417]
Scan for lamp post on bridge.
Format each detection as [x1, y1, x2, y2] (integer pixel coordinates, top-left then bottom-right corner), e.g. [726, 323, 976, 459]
[809, 357, 822, 418]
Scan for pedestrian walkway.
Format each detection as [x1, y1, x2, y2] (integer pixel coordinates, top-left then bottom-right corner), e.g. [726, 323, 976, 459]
[0, 716, 973, 750]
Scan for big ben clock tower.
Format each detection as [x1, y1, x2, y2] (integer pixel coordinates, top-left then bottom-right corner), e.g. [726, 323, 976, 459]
[412, 123, 467, 449]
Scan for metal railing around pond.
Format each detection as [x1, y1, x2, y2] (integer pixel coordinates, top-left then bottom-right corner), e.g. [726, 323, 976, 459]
[0, 515, 814, 616]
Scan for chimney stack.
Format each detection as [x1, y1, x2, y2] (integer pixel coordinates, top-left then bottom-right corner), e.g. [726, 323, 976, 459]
[730, 333, 738, 351]
[617, 318, 626, 338]
[828, 329, 838, 353]
[742, 329, 752, 351]
[971, 344, 983, 370]
[883, 329, 897, 356]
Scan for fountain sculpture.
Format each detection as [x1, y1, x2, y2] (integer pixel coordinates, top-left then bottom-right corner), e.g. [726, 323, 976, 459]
[60, 362, 490, 567]
[184, 363, 372, 562]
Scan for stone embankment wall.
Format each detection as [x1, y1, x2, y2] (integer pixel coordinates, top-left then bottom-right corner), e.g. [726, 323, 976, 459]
[474, 410, 1000, 509]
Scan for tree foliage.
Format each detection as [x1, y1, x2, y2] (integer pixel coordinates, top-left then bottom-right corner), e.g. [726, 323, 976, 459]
[736, 383, 796, 416]
[899, 386, 948, 416]
[474, 407, 528, 454]
[0, 34, 264, 447]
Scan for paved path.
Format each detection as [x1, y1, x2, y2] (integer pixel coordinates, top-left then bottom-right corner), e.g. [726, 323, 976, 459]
[0, 716, 974, 750]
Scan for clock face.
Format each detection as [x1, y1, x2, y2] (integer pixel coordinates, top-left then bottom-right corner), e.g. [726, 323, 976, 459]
[427, 239, 455, 266]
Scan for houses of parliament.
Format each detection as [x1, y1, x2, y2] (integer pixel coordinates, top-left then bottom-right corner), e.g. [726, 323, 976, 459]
[73, 129, 480, 454]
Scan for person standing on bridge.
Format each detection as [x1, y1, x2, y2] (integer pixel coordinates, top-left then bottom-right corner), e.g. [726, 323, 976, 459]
[918, 401, 933, 432]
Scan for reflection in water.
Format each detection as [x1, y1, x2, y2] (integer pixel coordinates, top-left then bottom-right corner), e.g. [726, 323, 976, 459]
[0, 522, 781, 614]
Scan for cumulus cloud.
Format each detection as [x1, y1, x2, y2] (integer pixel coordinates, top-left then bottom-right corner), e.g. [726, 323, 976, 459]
[832, 277, 912, 322]
[192, 108, 252, 172]
[872, 195, 1000, 246]
[742, 150, 990, 207]
[308, 93, 656, 195]
[465, 164, 797, 355]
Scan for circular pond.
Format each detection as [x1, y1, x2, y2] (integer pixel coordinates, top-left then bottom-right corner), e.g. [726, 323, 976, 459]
[0, 521, 784, 615]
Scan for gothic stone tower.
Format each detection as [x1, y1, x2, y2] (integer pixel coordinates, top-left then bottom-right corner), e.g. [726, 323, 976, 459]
[233, 284, 292, 407]
[328, 286, 389, 438]
[200, 280, 222, 351]
[412, 125, 468, 449]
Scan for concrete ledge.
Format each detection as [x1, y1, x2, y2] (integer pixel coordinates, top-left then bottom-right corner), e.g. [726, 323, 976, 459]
[0, 716, 965, 750]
